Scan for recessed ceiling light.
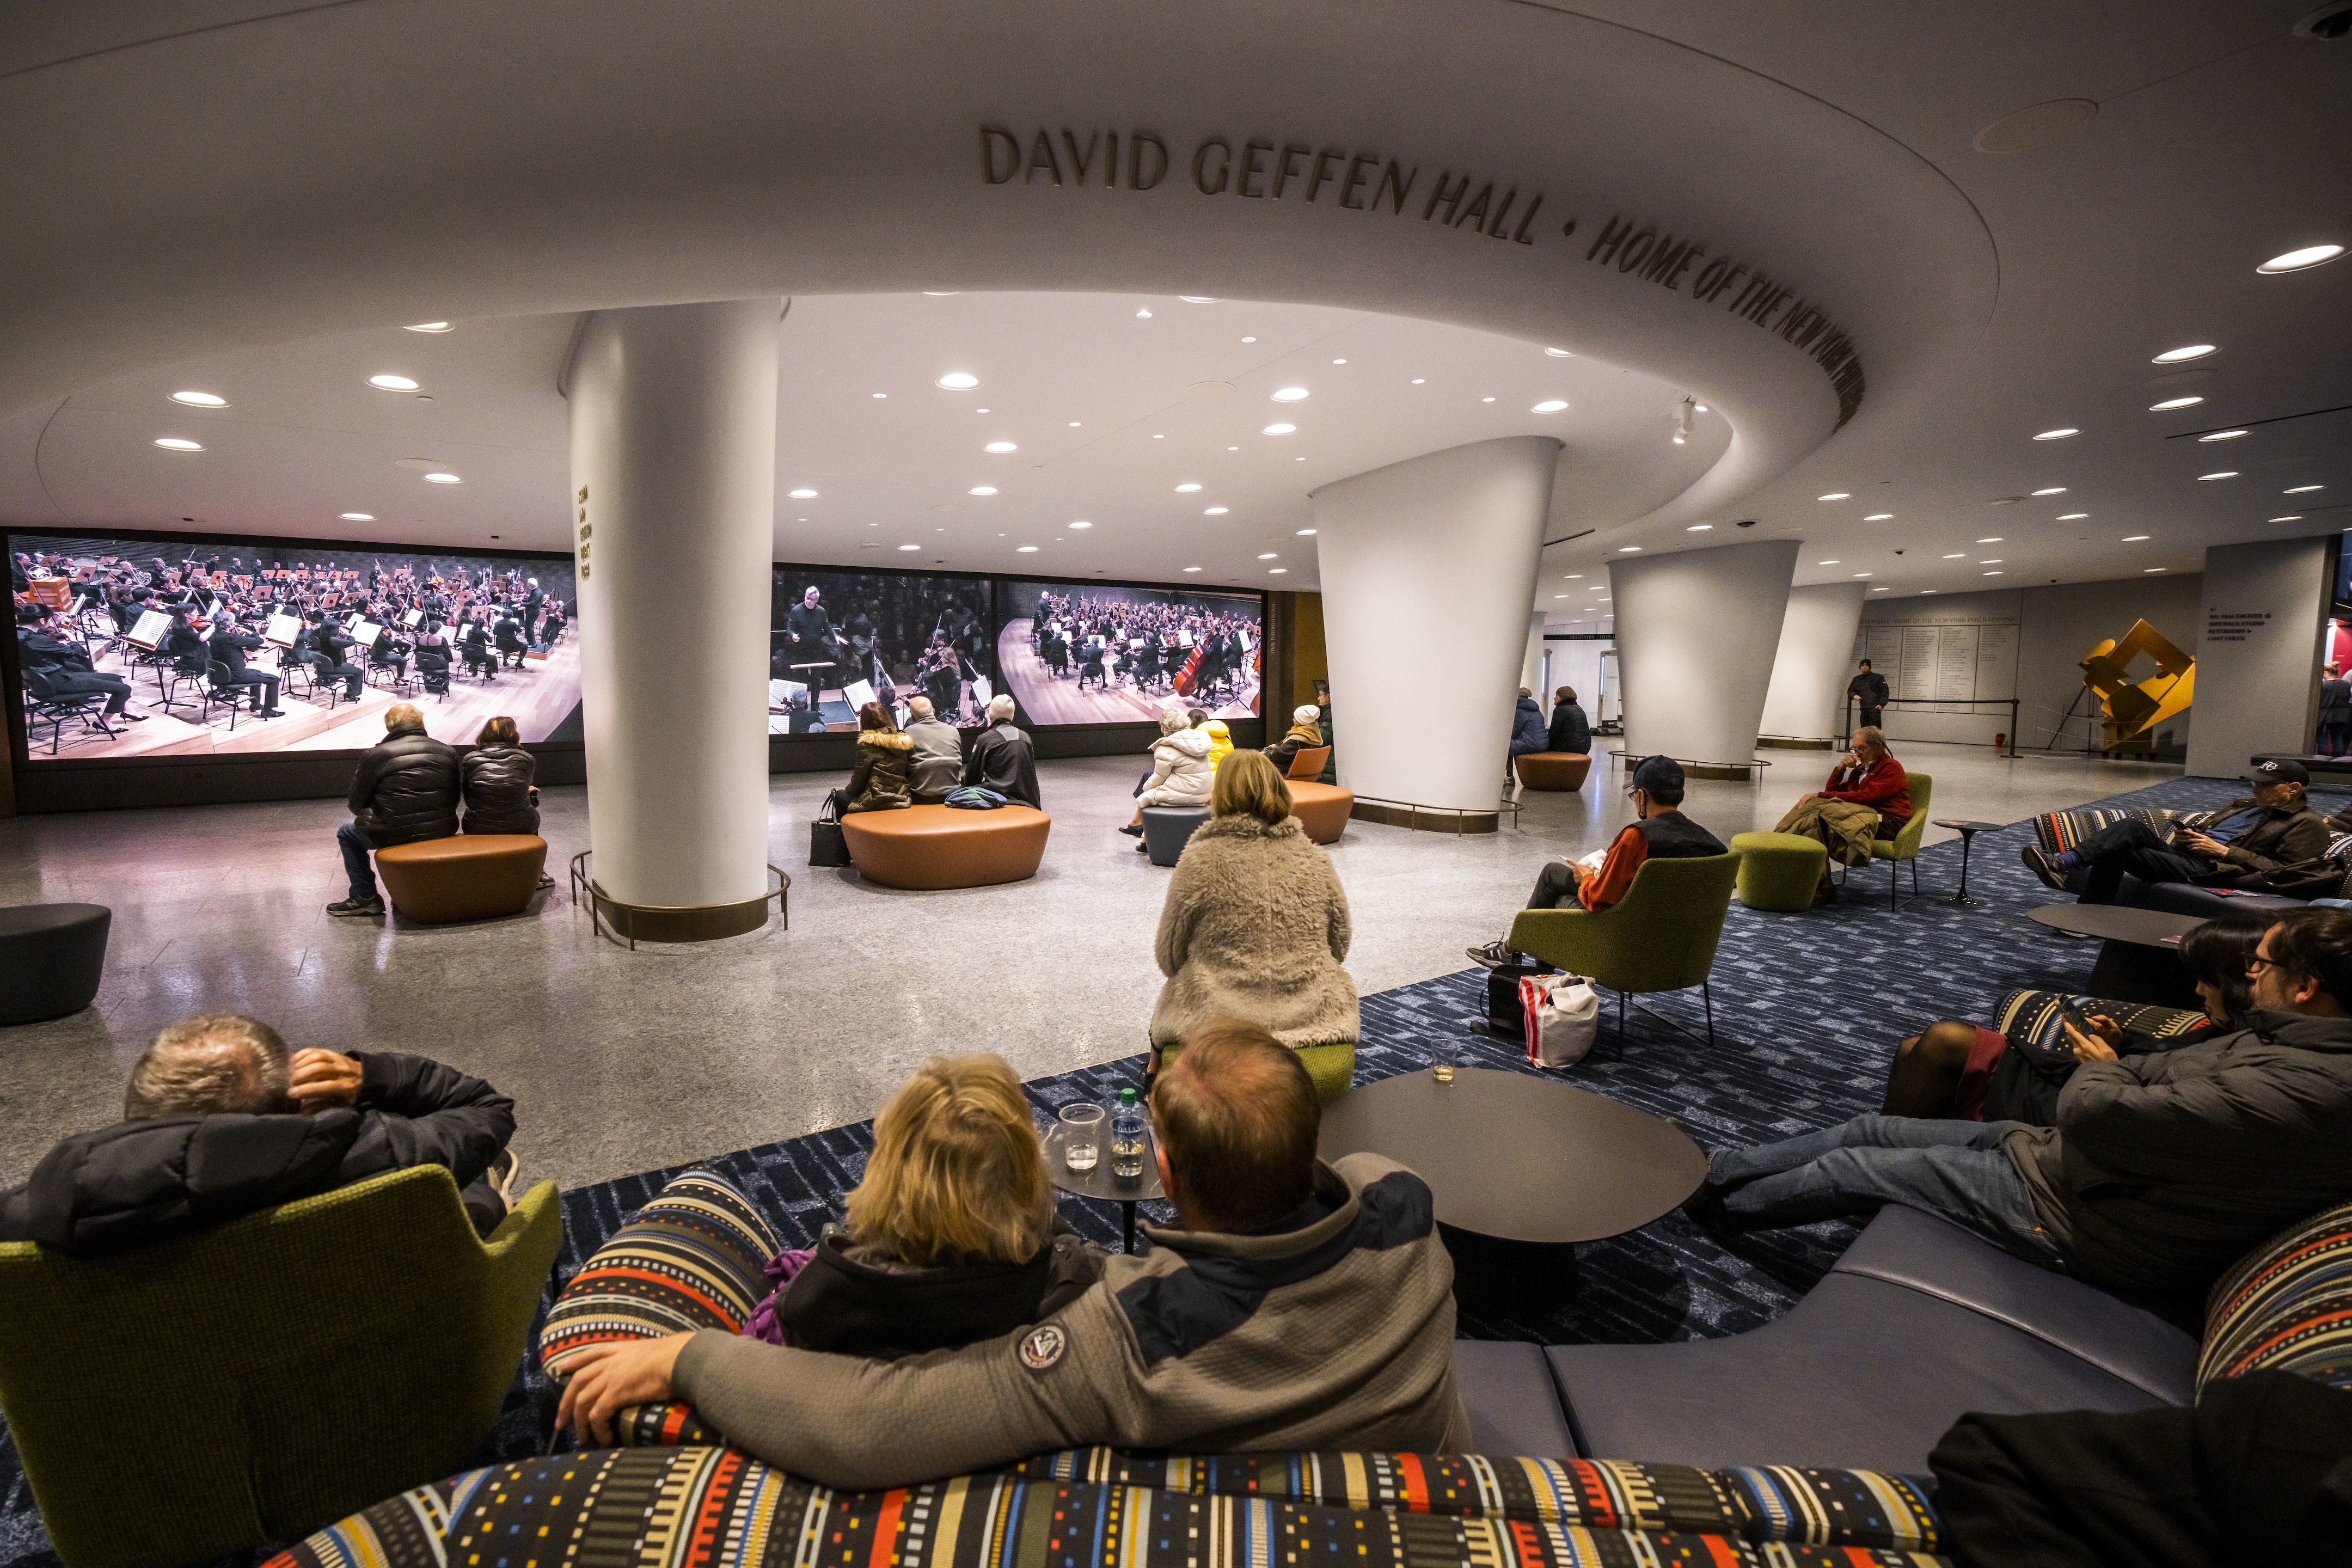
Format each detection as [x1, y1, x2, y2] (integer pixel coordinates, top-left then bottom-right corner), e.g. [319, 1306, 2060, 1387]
[1068, 421, 1081, 427]
[1554, 594, 1569, 599]
[1564, 574, 1583, 579]
[2145, 567, 2167, 573]
[2198, 430, 2249, 442]
[2271, 515, 2305, 523]
[1921, 590, 1938, 595]
[968, 485, 997, 496]
[1179, 296, 1218, 304]
[1943, 553, 1966, 559]
[170, 390, 226, 407]
[1205, 506, 1230, 515]
[1175, 482, 1202, 493]
[2257, 244, 2345, 274]
[2197, 471, 2239, 481]
[1977, 536, 2004, 543]
[871, 392, 888, 399]
[1136, 309, 1153, 318]
[1153, 433, 1165, 439]
[1864, 512, 1893, 521]
[936, 372, 979, 390]
[367, 374, 419, 391]
[2032, 428, 2079, 440]
[1263, 422, 1296, 434]
[896, 543, 920, 551]
[2122, 534, 2150, 541]
[1331, 358, 1347, 365]
[422, 471, 461, 483]
[1257, 552, 1277, 560]
[1694, 404, 1709, 413]
[1241, 336, 1257, 344]
[2031, 487, 2067, 496]
[1853, 573, 1872, 579]
[404, 322, 452, 333]
[1872, 586, 1890, 592]
[1818, 492, 1851, 501]
[2149, 396, 2205, 412]
[984, 440, 1018, 454]
[1481, 396, 1497, 403]
[1297, 528, 1316, 535]
[1532, 399, 1569, 413]
[2286, 485, 2324, 493]
[340, 512, 374, 521]
[1016, 545, 1039, 553]
[1687, 524, 1713, 531]
[1984, 571, 2004, 575]
[1619, 546, 1642, 553]
[788, 488, 818, 499]
[1544, 347, 1573, 358]
[1183, 566, 1202, 573]
[2053, 511, 2091, 520]
[923, 291, 959, 297]
[1269, 387, 1310, 403]
[2151, 344, 2215, 363]
[1069, 520, 1093, 529]
[1410, 377, 1426, 384]
[1269, 567, 1288, 574]
[1817, 559, 1841, 566]
[1980, 559, 2002, 565]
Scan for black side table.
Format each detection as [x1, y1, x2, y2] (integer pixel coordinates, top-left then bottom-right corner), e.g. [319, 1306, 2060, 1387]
[1933, 819, 2002, 907]
[1045, 1123, 1163, 1252]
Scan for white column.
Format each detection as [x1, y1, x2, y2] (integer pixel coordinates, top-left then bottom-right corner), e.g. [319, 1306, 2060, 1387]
[1613, 540, 1799, 773]
[1310, 437, 1559, 812]
[1760, 582, 1868, 743]
[568, 301, 779, 916]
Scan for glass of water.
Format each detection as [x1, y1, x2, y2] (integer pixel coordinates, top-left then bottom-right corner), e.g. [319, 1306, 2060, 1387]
[1431, 1036, 1461, 1084]
[1059, 1103, 1105, 1173]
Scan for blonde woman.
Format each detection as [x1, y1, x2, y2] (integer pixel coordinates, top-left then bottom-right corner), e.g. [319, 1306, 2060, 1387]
[742, 1055, 1102, 1358]
[1122, 706, 1215, 838]
[1149, 750, 1358, 1100]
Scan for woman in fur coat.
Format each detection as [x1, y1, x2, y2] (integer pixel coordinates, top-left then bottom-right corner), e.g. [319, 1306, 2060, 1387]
[1148, 750, 1359, 1100]
[840, 702, 914, 813]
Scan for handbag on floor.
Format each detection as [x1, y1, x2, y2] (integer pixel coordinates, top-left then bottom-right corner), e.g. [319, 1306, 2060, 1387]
[808, 792, 852, 867]
[1520, 972, 1600, 1068]
[1484, 961, 1545, 1036]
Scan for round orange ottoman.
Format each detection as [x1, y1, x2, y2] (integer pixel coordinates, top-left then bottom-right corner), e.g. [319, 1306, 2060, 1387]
[1287, 782, 1352, 845]
[374, 835, 548, 923]
[839, 804, 1051, 890]
[1514, 752, 1591, 791]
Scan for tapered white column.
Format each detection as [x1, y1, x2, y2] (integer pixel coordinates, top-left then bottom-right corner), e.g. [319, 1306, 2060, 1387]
[1310, 437, 1559, 812]
[1614, 540, 1799, 773]
[1760, 582, 1868, 743]
[569, 301, 779, 921]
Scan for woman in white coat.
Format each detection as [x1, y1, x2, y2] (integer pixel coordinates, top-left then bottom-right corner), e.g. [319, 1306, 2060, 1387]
[1120, 707, 1215, 838]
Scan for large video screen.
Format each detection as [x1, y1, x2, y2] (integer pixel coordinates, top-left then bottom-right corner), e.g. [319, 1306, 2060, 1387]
[999, 581, 1263, 725]
[770, 567, 994, 733]
[8, 531, 578, 762]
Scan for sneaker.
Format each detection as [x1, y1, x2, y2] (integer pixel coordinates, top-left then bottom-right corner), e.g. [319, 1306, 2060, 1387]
[1464, 939, 1520, 970]
[326, 896, 386, 917]
[536, 873, 557, 890]
[2019, 845, 2070, 893]
[483, 1149, 523, 1214]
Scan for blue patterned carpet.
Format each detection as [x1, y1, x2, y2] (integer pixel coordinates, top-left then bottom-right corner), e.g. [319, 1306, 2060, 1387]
[0, 771, 2307, 1568]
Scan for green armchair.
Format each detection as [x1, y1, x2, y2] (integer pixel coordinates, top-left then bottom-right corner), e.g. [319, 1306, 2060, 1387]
[1859, 772, 1933, 909]
[1507, 852, 1739, 1052]
[0, 1165, 564, 1568]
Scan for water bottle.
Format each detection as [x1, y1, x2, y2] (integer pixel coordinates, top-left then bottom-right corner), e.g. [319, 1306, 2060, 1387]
[1111, 1087, 1146, 1185]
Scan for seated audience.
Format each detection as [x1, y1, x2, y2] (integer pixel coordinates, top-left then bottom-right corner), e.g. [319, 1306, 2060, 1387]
[838, 701, 913, 813]
[2022, 759, 2329, 905]
[460, 716, 539, 835]
[1199, 714, 1233, 771]
[554, 1021, 1468, 1480]
[1468, 755, 1725, 967]
[332, 703, 458, 917]
[1690, 909, 2352, 1301]
[901, 695, 964, 804]
[965, 694, 1041, 808]
[1149, 752, 1357, 1068]
[1120, 707, 1214, 839]
[1508, 688, 1548, 758]
[1263, 704, 1327, 776]
[1772, 725, 1910, 904]
[1547, 685, 1591, 755]
[1880, 911, 2270, 1121]
[0, 1013, 519, 1252]
[743, 1055, 1103, 1358]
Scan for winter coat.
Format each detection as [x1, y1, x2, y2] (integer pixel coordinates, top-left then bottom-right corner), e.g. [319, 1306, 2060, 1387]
[1819, 752, 1912, 823]
[965, 719, 1041, 809]
[1137, 727, 1215, 807]
[903, 716, 965, 801]
[761, 1216, 1105, 1361]
[1847, 670, 1890, 709]
[1263, 721, 1326, 779]
[1149, 813, 1358, 1050]
[1200, 719, 1233, 770]
[2002, 1009, 2352, 1297]
[844, 730, 914, 813]
[460, 741, 539, 835]
[1547, 701, 1591, 756]
[0, 1051, 514, 1254]
[1508, 695, 1549, 756]
[349, 726, 461, 844]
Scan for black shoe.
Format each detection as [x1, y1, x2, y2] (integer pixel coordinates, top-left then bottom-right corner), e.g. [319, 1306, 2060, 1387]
[326, 896, 386, 918]
[1465, 939, 1520, 970]
[2020, 845, 2069, 893]
[1135, 840, 1151, 853]
[1119, 823, 1144, 837]
[1679, 1182, 1729, 1229]
[122, 712, 149, 722]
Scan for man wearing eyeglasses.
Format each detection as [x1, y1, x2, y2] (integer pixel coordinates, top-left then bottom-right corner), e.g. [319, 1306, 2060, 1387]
[1690, 908, 2352, 1303]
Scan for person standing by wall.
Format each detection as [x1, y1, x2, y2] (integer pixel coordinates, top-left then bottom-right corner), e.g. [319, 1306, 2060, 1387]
[2319, 662, 2350, 758]
[1846, 658, 1888, 731]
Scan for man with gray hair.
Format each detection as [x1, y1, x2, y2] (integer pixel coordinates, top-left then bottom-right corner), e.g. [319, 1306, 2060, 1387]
[1773, 725, 1912, 905]
[901, 694, 965, 804]
[964, 693, 1040, 808]
[332, 702, 460, 918]
[0, 1014, 519, 1255]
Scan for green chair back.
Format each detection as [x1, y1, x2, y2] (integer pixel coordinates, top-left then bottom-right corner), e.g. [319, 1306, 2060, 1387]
[1872, 773, 1933, 861]
[1507, 852, 1739, 995]
[0, 1166, 564, 1568]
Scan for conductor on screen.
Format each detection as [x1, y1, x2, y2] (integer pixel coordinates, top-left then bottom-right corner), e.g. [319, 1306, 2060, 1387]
[782, 585, 841, 674]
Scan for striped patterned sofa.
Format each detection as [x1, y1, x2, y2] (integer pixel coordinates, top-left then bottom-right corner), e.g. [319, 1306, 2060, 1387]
[2030, 805, 2351, 915]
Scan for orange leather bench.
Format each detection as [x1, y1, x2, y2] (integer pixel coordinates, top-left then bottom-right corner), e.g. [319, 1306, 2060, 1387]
[1514, 752, 1591, 791]
[373, 835, 548, 923]
[838, 804, 1051, 890]
[1287, 781, 1352, 845]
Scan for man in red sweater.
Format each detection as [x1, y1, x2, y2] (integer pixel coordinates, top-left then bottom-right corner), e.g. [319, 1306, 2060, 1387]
[1773, 726, 1910, 904]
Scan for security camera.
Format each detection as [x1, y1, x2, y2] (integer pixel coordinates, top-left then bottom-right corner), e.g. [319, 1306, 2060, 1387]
[1735, 519, 1757, 529]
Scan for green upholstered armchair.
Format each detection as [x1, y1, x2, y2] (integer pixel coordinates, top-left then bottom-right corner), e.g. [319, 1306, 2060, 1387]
[1506, 852, 1739, 1052]
[0, 1165, 564, 1568]
[1860, 771, 1933, 909]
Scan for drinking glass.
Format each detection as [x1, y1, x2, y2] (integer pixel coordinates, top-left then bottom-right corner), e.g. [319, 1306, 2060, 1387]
[1059, 1102, 1105, 1173]
[1431, 1036, 1461, 1084]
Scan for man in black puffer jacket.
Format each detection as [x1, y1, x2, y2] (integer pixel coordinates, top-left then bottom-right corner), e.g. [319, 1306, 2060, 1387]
[0, 1014, 519, 1251]
[332, 702, 458, 917]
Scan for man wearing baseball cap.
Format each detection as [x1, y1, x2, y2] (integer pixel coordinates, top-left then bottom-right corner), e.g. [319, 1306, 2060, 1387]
[1468, 755, 1725, 967]
[2022, 758, 2329, 905]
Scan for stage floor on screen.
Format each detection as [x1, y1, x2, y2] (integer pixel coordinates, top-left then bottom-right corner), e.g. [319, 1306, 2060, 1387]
[997, 618, 1258, 725]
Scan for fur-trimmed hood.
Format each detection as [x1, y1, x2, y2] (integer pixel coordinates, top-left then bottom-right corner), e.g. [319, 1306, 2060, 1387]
[857, 730, 915, 752]
[1153, 727, 1212, 759]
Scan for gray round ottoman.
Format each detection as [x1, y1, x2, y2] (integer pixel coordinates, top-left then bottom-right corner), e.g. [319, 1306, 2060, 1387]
[0, 903, 111, 1025]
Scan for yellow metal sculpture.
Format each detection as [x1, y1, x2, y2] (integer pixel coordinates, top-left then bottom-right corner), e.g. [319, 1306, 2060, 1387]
[2079, 619, 2195, 753]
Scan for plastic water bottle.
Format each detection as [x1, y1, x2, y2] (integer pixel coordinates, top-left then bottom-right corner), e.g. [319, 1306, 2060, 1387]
[1111, 1087, 1146, 1185]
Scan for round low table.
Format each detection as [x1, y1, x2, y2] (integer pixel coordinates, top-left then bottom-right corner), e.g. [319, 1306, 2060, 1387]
[1316, 1068, 1707, 1306]
[1932, 818, 2002, 906]
[2027, 903, 2204, 1007]
[1045, 1120, 1163, 1253]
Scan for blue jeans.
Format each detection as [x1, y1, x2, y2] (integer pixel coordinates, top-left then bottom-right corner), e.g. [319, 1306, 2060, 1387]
[1712, 1114, 2067, 1269]
[336, 820, 383, 902]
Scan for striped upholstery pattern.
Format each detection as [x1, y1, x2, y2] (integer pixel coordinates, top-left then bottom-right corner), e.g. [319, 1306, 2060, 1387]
[538, 1170, 777, 1381]
[2031, 806, 2173, 858]
[266, 1447, 1949, 1568]
[1990, 988, 2204, 1054]
[2198, 1198, 2352, 1393]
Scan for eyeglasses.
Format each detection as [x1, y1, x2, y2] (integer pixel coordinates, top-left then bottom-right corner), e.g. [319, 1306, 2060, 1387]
[2246, 955, 2278, 974]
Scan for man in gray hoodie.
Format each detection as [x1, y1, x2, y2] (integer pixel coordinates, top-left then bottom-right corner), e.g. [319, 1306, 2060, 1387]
[556, 1022, 1467, 1484]
[901, 695, 965, 804]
